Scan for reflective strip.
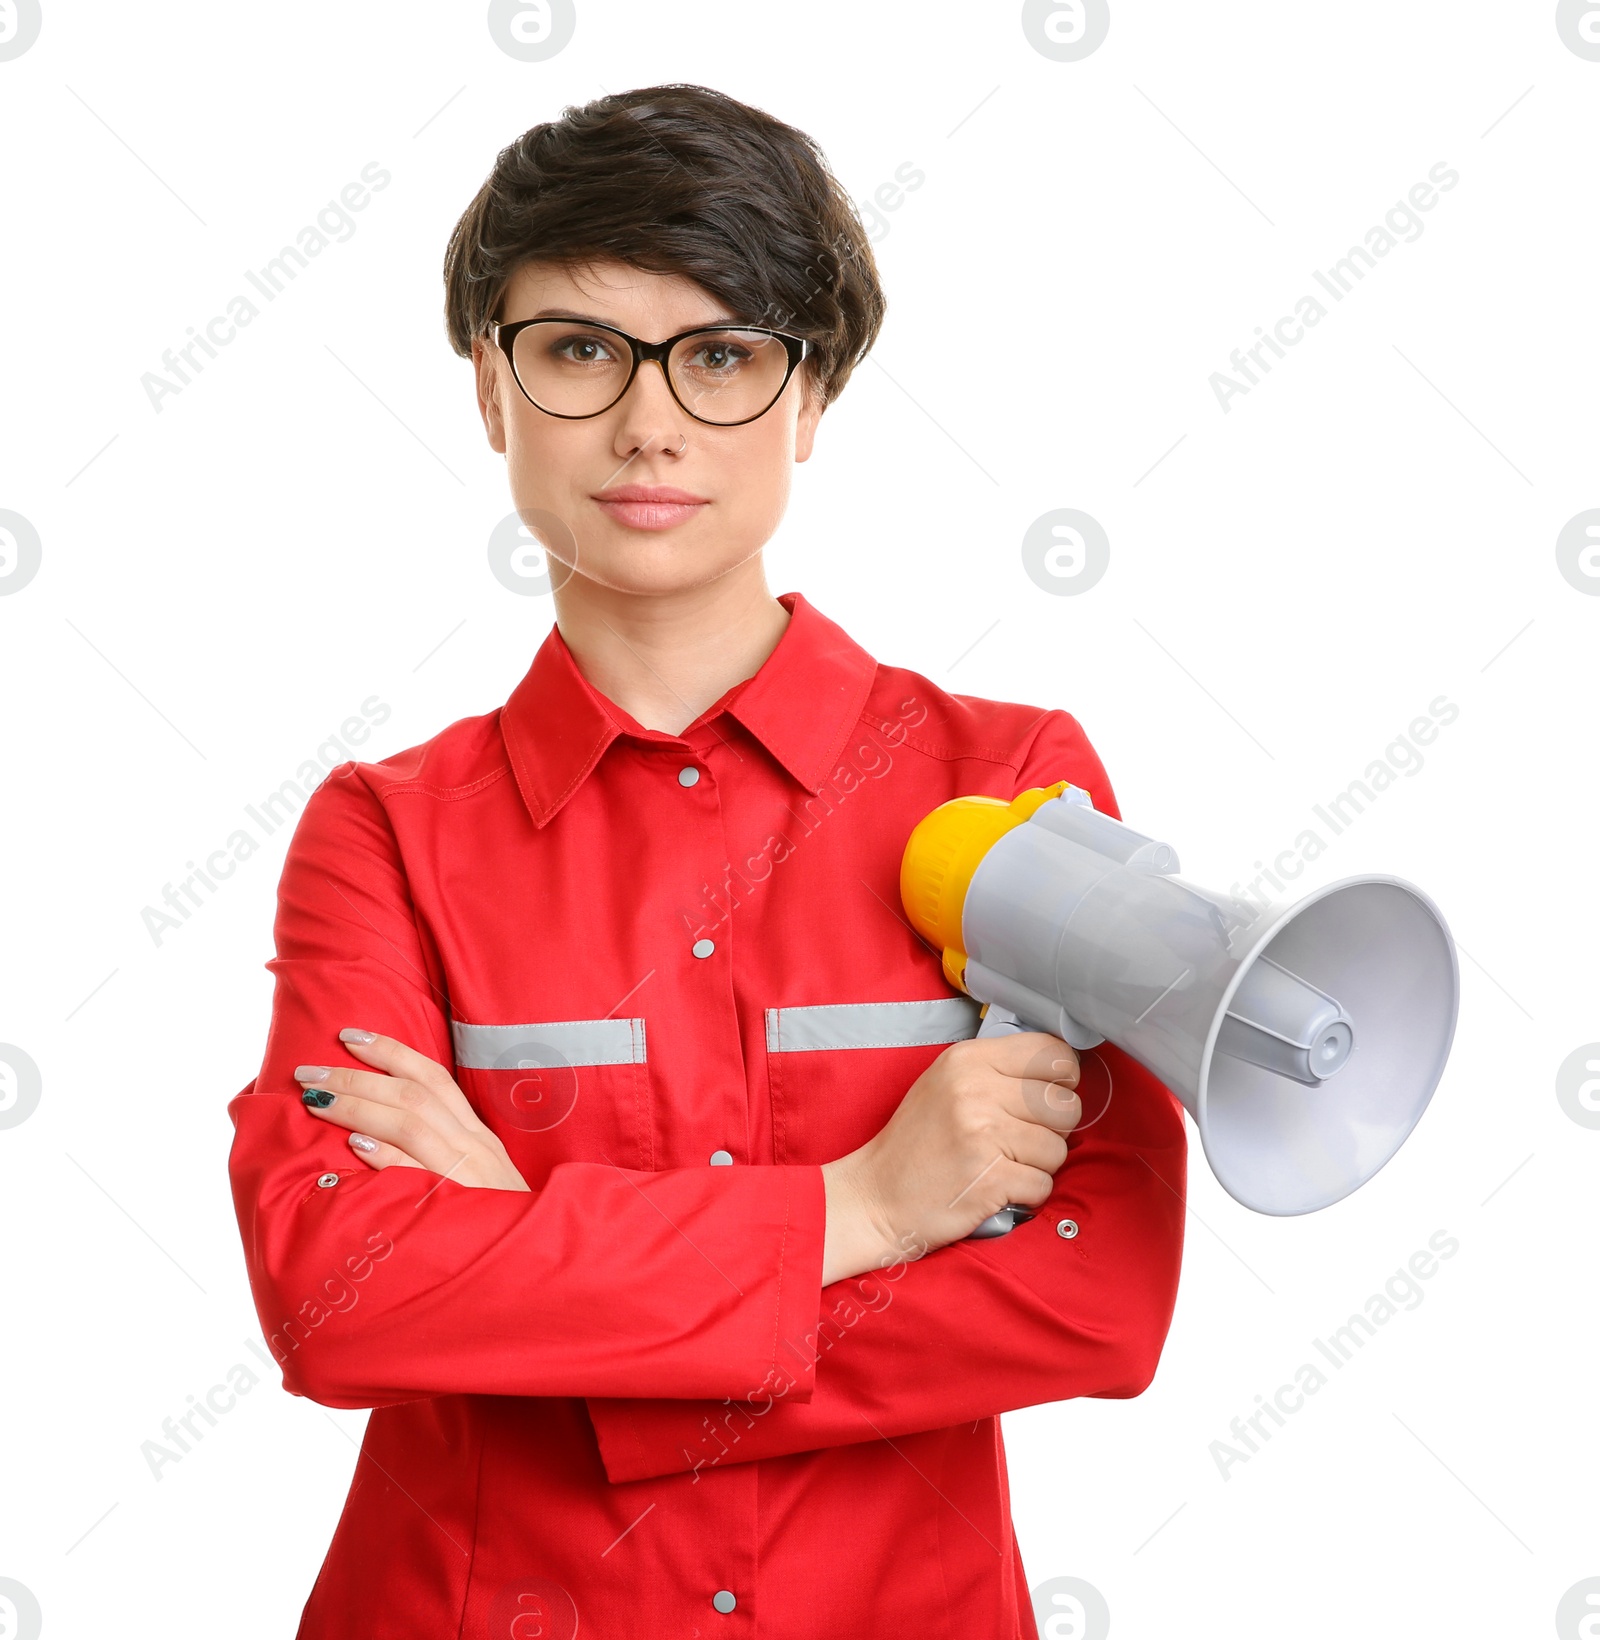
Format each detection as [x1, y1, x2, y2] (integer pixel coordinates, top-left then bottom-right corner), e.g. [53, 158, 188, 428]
[451, 1016, 647, 1069]
[765, 996, 982, 1053]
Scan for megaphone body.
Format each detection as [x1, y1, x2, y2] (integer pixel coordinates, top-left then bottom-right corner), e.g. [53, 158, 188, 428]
[900, 782, 1459, 1231]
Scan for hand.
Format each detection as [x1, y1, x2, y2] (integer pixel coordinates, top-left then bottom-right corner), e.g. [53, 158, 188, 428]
[821, 1031, 1082, 1281]
[294, 1029, 531, 1191]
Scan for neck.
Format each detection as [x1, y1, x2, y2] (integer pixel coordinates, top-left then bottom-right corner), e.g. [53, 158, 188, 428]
[550, 561, 790, 735]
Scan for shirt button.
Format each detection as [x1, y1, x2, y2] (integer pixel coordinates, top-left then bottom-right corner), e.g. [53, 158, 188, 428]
[709, 1149, 734, 1166]
[692, 938, 715, 958]
[316, 1173, 340, 1189]
[678, 765, 700, 786]
[712, 1590, 737, 1613]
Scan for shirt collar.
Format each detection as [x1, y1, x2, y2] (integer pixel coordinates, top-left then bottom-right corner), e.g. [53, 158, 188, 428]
[500, 590, 879, 829]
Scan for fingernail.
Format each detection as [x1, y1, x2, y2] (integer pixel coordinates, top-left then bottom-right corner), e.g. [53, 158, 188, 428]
[301, 1089, 336, 1108]
[294, 1065, 332, 1084]
[349, 1133, 378, 1154]
[339, 1029, 376, 1045]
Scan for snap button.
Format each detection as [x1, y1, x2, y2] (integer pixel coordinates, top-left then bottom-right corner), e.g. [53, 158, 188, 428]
[692, 938, 715, 958]
[1057, 1217, 1079, 1239]
[678, 766, 700, 786]
[709, 1149, 734, 1166]
[316, 1172, 340, 1189]
[712, 1590, 737, 1613]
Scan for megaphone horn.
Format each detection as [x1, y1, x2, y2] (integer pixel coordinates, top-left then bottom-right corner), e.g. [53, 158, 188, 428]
[900, 782, 1460, 1226]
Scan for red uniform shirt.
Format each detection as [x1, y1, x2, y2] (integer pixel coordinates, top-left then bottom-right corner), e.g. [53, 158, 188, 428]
[226, 588, 1187, 1639]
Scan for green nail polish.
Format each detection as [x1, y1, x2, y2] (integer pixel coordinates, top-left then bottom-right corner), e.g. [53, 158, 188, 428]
[301, 1089, 336, 1108]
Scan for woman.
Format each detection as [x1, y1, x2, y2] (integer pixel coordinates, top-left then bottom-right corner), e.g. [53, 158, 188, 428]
[226, 83, 1187, 1640]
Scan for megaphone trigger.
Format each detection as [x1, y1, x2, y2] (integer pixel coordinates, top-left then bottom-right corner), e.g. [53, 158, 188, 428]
[976, 1001, 1029, 1038]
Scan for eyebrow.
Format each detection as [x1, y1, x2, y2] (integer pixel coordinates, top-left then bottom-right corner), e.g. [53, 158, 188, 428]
[527, 307, 742, 328]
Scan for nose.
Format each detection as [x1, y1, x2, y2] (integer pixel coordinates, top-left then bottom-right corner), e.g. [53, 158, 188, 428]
[612, 353, 692, 453]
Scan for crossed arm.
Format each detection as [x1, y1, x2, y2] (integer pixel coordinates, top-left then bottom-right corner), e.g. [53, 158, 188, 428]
[284, 1017, 1188, 1485]
[228, 719, 1188, 1477]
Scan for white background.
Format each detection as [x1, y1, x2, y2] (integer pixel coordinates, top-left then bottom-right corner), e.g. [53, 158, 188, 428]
[1, 2, 1596, 1636]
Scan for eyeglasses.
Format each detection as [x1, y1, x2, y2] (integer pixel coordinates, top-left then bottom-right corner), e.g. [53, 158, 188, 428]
[486, 316, 811, 427]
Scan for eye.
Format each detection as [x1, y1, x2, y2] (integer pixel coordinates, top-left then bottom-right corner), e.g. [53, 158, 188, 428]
[683, 336, 756, 373]
[548, 330, 621, 365]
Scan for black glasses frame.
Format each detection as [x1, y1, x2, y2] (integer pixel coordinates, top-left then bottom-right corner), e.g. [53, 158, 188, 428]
[486, 316, 811, 427]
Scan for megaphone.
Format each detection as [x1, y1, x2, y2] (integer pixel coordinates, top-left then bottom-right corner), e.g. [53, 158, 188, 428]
[900, 781, 1459, 1232]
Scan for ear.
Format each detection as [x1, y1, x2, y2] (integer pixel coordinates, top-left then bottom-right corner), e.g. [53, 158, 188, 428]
[473, 335, 508, 455]
[793, 376, 825, 463]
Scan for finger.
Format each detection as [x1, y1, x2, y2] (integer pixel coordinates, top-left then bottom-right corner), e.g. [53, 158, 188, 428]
[949, 1155, 1057, 1221]
[970, 1034, 1082, 1129]
[292, 1063, 474, 1137]
[996, 1111, 1073, 1172]
[1013, 1071, 1083, 1135]
[999, 1161, 1061, 1211]
[985, 1031, 1082, 1087]
[346, 1131, 426, 1171]
[298, 1086, 478, 1179]
[335, 1030, 480, 1123]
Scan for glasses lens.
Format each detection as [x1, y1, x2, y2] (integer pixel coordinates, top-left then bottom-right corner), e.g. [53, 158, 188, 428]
[668, 329, 793, 424]
[512, 321, 634, 417]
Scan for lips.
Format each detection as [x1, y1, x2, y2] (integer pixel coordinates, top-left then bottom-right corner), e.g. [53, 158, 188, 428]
[592, 484, 710, 532]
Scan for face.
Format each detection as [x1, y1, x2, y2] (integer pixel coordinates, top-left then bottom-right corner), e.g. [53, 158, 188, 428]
[473, 258, 824, 599]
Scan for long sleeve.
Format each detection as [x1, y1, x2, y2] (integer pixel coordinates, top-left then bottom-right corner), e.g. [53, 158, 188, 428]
[226, 761, 825, 1411]
[583, 707, 1189, 1483]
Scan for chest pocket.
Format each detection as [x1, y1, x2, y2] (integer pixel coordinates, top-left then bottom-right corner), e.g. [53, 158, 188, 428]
[765, 996, 982, 1166]
[450, 1015, 650, 1184]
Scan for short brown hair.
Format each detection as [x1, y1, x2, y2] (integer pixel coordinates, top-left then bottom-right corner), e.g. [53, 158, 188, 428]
[442, 84, 886, 409]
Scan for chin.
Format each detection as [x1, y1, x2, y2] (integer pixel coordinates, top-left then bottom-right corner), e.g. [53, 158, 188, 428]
[556, 552, 751, 599]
